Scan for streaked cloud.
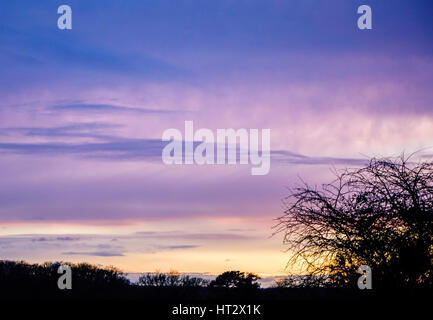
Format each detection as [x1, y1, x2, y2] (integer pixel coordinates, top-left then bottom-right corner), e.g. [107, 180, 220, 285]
[50, 103, 180, 115]
[31, 236, 82, 242]
[0, 122, 368, 165]
[156, 245, 200, 250]
[62, 251, 124, 257]
[134, 231, 255, 241]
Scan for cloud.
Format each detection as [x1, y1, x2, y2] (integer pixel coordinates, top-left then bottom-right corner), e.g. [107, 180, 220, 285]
[156, 245, 200, 250]
[0, 126, 368, 166]
[227, 228, 256, 232]
[271, 150, 369, 166]
[0, 231, 255, 243]
[0, 139, 165, 161]
[61, 251, 124, 257]
[0, 234, 127, 257]
[31, 236, 81, 242]
[0, 12, 187, 89]
[0, 123, 121, 140]
[134, 231, 254, 241]
[0, 231, 249, 259]
[49, 104, 179, 115]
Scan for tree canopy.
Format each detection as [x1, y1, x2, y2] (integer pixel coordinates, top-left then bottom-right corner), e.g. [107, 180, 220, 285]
[209, 271, 261, 289]
[275, 156, 433, 288]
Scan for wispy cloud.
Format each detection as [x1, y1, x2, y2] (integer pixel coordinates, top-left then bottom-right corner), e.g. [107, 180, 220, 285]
[156, 245, 200, 250]
[0, 139, 164, 160]
[271, 150, 369, 166]
[0, 231, 251, 259]
[134, 231, 254, 241]
[50, 104, 180, 115]
[0, 123, 367, 166]
[0, 122, 121, 140]
[31, 236, 82, 242]
[62, 251, 124, 257]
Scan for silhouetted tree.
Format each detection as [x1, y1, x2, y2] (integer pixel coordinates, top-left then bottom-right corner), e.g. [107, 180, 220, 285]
[0, 260, 130, 299]
[138, 270, 208, 287]
[66, 262, 130, 288]
[273, 275, 328, 288]
[209, 271, 260, 289]
[275, 156, 433, 288]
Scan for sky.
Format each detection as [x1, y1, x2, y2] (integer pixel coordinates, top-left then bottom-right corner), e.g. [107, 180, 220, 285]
[0, 0, 432, 277]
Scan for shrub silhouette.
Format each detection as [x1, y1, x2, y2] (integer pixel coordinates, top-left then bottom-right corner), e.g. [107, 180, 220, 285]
[209, 271, 260, 290]
[0, 260, 130, 299]
[275, 155, 433, 288]
[138, 270, 208, 287]
[61, 262, 130, 288]
[273, 275, 328, 288]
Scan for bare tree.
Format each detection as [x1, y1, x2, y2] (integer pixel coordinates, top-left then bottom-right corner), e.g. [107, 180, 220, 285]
[138, 270, 208, 287]
[275, 155, 433, 288]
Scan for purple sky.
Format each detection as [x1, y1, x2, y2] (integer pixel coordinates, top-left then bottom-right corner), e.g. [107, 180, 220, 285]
[0, 0, 432, 274]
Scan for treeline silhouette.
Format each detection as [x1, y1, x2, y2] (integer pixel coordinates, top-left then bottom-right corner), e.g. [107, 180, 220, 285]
[0, 261, 431, 301]
[0, 261, 270, 300]
[0, 260, 370, 301]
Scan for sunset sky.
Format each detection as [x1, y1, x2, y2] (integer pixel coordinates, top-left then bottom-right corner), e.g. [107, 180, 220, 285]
[0, 0, 432, 276]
